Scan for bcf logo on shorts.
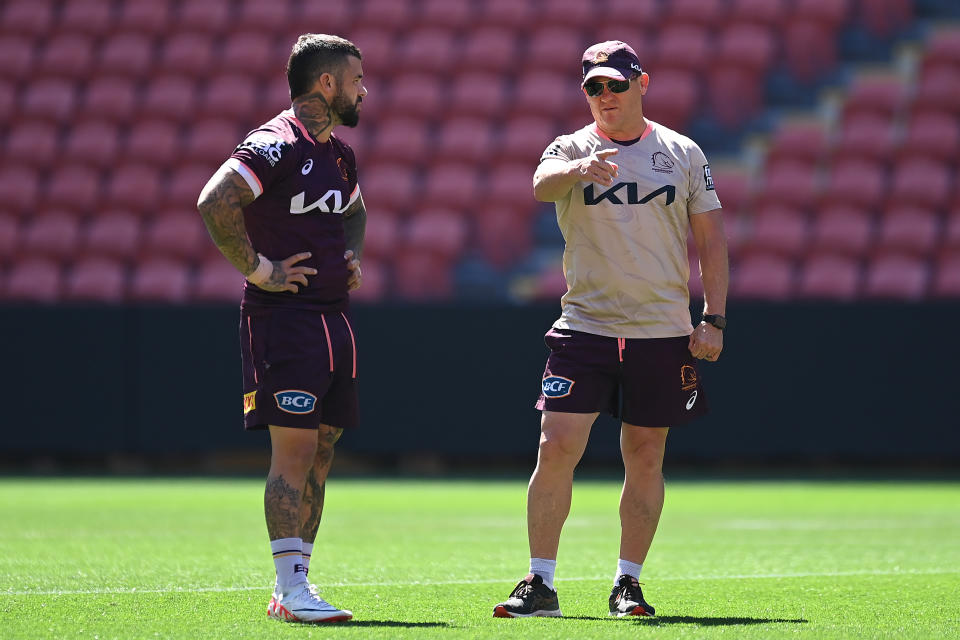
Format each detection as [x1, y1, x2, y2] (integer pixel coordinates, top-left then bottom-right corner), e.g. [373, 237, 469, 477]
[274, 390, 317, 414]
[542, 376, 575, 398]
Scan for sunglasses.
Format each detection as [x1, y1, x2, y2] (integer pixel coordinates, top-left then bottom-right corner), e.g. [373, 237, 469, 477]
[583, 77, 634, 97]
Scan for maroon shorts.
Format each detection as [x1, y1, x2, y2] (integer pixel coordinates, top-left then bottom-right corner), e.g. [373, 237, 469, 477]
[535, 328, 708, 427]
[240, 306, 359, 430]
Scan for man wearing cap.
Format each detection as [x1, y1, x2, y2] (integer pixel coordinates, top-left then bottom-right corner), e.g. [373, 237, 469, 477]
[493, 41, 728, 619]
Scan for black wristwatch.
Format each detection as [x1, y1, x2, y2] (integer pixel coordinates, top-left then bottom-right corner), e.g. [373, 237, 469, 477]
[703, 314, 726, 331]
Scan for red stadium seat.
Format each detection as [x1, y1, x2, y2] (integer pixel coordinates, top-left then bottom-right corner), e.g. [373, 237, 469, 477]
[142, 212, 207, 261]
[221, 32, 275, 79]
[347, 257, 388, 302]
[945, 211, 960, 251]
[0, 36, 35, 82]
[888, 158, 952, 210]
[767, 118, 829, 166]
[64, 258, 127, 303]
[899, 112, 960, 163]
[367, 117, 430, 165]
[820, 160, 886, 210]
[741, 206, 809, 258]
[21, 78, 76, 123]
[797, 253, 861, 300]
[599, 0, 661, 29]
[475, 0, 535, 28]
[461, 28, 518, 73]
[662, 0, 724, 29]
[913, 66, 960, 115]
[833, 113, 896, 163]
[362, 164, 418, 211]
[731, 253, 795, 300]
[857, 0, 912, 38]
[514, 72, 581, 118]
[21, 211, 81, 261]
[200, 75, 257, 121]
[419, 0, 474, 28]
[435, 118, 495, 163]
[707, 66, 763, 130]
[784, 19, 837, 84]
[142, 75, 197, 122]
[1, 0, 54, 38]
[176, 0, 230, 33]
[4, 258, 62, 303]
[810, 205, 874, 257]
[293, 0, 353, 36]
[184, 120, 242, 164]
[387, 75, 444, 118]
[728, 0, 789, 27]
[97, 34, 155, 78]
[130, 258, 191, 303]
[0, 80, 15, 121]
[0, 166, 39, 214]
[843, 74, 909, 121]
[167, 165, 216, 209]
[80, 76, 138, 124]
[759, 161, 819, 210]
[57, 1, 112, 37]
[116, 0, 172, 36]
[449, 72, 509, 118]
[421, 165, 481, 211]
[643, 70, 698, 133]
[708, 166, 753, 216]
[475, 207, 533, 268]
[792, 0, 852, 27]
[537, 0, 594, 28]
[125, 120, 182, 167]
[63, 121, 121, 169]
[404, 209, 469, 258]
[235, 0, 291, 34]
[932, 254, 960, 298]
[45, 165, 101, 213]
[875, 206, 940, 256]
[487, 164, 537, 210]
[355, 0, 416, 31]
[715, 23, 777, 74]
[0, 214, 17, 264]
[82, 211, 142, 262]
[863, 254, 929, 300]
[361, 209, 401, 260]
[526, 27, 587, 73]
[654, 25, 712, 74]
[399, 28, 457, 75]
[392, 252, 453, 299]
[5, 121, 58, 169]
[158, 33, 214, 77]
[105, 165, 163, 213]
[192, 258, 245, 303]
[501, 116, 558, 163]
[347, 28, 395, 76]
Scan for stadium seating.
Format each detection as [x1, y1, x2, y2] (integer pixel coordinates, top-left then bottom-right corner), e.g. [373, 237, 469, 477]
[64, 257, 127, 303]
[863, 253, 929, 299]
[5, 121, 58, 169]
[797, 253, 862, 300]
[731, 254, 795, 300]
[97, 33, 155, 78]
[129, 258, 191, 303]
[79, 76, 138, 124]
[115, 0, 172, 37]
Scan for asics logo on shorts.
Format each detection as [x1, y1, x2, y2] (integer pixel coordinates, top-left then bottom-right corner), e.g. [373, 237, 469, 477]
[542, 376, 575, 398]
[686, 390, 698, 410]
[274, 390, 317, 414]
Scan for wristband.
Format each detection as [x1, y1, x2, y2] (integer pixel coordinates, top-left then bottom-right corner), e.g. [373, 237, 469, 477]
[246, 253, 273, 285]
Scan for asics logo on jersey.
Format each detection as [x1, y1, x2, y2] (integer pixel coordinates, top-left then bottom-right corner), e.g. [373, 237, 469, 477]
[274, 390, 317, 414]
[301, 159, 313, 175]
[542, 376, 575, 398]
[290, 190, 348, 214]
[584, 183, 676, 206]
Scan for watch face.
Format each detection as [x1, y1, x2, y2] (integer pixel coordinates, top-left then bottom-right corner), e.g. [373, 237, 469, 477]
[706, 315, 726, 330]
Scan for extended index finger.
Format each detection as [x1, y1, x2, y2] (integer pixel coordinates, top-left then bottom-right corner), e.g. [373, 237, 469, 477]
[595, 148, 619, 159]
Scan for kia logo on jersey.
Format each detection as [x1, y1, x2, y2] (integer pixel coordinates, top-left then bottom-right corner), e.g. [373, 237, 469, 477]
[274, 390, 317, 414]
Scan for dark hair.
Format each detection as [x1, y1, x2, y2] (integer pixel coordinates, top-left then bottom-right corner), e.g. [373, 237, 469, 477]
[286, 34, 362, 100]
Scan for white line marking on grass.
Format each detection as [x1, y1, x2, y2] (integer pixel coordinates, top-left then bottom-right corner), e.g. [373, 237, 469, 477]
[5, 567, 957, 596]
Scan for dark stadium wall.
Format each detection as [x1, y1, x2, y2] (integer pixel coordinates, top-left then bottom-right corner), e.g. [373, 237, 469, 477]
[2, 303, 959, 464]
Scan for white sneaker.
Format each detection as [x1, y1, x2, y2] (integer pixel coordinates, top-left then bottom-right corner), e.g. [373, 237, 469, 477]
[267, 583, 353, 623]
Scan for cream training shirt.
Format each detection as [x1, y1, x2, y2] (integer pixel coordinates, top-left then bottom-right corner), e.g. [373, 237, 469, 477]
[540, 120, 722, 339]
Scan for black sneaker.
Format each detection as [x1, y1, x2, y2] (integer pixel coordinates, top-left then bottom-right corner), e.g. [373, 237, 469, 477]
[493, 573, 562, 618]
[609, 574, 655, 617]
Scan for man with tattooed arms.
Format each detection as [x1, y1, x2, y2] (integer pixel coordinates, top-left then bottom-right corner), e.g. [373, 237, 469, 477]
[197, 34, 366, 624]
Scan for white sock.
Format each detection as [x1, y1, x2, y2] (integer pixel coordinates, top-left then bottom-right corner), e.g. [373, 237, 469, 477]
[615, 558, 643, 586]
[302, 542, 313, 577]
[271, 537, 308, 594]
[530, 557, 557, 591]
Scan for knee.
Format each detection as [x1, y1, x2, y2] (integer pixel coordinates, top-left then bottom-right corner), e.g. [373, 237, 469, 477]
[622, 437, 666, 474]
[538, 432, 584, 468]
[272, 439, 318, 473]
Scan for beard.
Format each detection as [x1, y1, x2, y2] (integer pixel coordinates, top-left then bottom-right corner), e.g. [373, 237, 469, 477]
[332, 92, 361, 128]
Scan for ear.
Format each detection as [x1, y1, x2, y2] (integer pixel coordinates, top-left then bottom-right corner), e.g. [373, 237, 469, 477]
[638, 72, 650, 95]
[317, 71, 338, 95]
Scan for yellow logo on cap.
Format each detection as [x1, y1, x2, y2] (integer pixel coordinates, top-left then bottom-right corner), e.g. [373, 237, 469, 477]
[592, 51, 610, 63]
[243, 391, 256, 414]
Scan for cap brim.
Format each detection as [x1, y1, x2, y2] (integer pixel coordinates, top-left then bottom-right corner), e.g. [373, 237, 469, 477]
[582, 66, 628, 85]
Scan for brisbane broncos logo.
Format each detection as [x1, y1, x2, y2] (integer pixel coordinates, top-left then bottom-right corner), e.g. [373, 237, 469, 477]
[680, 365, 698, 391]
[651, 151, 675, 174]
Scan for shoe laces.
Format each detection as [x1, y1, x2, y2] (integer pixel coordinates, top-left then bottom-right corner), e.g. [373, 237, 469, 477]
[617, 576, 644, 601]
[510, 577, 536, 598]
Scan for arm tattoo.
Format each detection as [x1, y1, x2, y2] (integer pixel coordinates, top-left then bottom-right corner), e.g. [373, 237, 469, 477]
[264, 474, 302, 540]
[293, 91, 333, 139]
[197, 168, 257, 274]
[342, 195, 366, 261]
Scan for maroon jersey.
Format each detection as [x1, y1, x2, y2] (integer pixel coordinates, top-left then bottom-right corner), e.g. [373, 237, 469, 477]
[225, 109, 360, 311]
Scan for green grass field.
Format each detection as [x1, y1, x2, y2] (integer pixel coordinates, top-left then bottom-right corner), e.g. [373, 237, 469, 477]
[1, 477, 958, 639]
